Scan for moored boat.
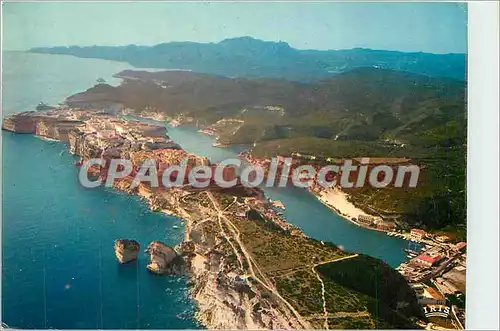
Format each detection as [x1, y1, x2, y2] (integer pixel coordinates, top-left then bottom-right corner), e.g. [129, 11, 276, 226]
[36, 101, 56, 111]
[170, 120, 181, 127]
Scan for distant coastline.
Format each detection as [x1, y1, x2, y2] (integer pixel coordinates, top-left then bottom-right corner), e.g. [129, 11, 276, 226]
[29, 37, 467, 82]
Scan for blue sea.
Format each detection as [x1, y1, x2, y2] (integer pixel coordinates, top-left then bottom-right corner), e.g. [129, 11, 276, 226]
[2, 52, 198, 329]
[2, 51, 408, 329]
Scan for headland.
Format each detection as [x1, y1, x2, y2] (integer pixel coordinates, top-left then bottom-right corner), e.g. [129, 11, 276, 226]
[3, 107, 424, 329]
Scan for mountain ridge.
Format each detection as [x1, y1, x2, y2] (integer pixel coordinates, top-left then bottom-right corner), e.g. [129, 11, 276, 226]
[29, 36, 467, 82]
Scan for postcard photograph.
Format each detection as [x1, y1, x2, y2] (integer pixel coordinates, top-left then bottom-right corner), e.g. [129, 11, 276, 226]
[1, 1, 494, 330]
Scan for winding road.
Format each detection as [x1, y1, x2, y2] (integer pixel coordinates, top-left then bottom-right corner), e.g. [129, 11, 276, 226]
[205, 191, 364, 329]
[205, 191, 312, 329]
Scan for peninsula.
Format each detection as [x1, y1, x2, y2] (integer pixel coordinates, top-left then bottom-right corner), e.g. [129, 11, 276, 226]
[3, 107, 424, 329]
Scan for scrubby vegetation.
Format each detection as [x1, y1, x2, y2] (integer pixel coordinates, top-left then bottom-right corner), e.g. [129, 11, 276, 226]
[231, 214, 422, 329]
[317, 255, 424, 329]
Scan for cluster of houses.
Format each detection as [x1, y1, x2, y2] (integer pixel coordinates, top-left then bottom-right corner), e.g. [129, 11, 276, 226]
[70, 112, 182, 156]
[356, 214, 397, 232]
[396, 227, 467, 328]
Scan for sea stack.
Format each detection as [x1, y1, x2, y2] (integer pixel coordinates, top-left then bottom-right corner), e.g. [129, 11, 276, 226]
[145, 241, 180, 275]
[114, 239, 140, 263]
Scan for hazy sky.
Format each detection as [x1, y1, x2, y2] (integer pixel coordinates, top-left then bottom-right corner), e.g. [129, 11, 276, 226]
[2, 2, 467, 53]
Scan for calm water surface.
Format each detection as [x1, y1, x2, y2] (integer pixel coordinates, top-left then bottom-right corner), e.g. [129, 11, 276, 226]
[2, 52, 198, 329]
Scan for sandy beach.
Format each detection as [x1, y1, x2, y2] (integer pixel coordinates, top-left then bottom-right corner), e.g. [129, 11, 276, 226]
[315, 187, 381, 225]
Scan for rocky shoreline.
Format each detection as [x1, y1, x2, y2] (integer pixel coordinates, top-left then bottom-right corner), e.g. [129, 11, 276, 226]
[111, 177, 303, 329]
[3, 108, 424, 330]
[2, 109, 306, 329]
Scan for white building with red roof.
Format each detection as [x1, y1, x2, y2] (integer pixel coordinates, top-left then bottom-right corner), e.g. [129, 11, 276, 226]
[410, 228, 427, 241]
[415, 254, 443, 267]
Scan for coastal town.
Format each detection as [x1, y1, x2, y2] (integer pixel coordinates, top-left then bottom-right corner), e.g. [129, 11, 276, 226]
[2, 106, 467, 330]
[397, 229, 467, 330]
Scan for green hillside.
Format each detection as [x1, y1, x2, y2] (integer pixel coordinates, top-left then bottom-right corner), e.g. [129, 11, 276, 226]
[65, 67, 467, 237]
